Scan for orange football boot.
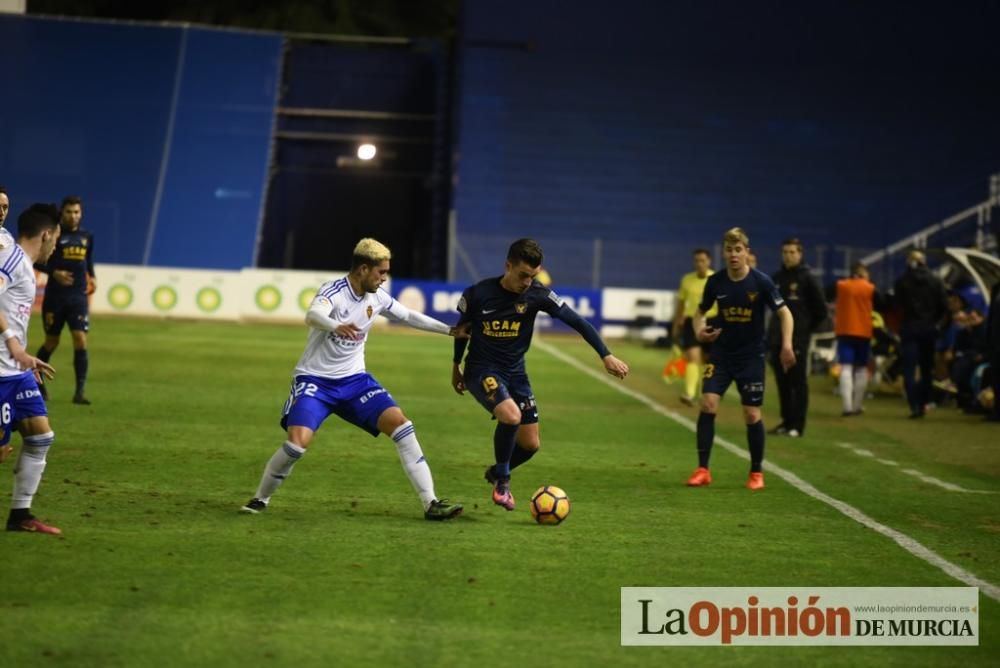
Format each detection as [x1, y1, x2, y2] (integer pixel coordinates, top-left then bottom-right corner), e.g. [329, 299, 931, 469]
[746, 472, 765, 490]
[686, 467, 712, 486]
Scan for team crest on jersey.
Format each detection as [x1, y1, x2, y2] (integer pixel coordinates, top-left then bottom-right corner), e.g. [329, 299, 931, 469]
[366, 305, 373, 319]
[81, 239, 88, 247]
[747, 292, 758, 303]
[515, 303, 527, 314]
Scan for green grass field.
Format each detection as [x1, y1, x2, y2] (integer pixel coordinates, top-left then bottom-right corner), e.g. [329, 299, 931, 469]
[2, 315, 998, 666]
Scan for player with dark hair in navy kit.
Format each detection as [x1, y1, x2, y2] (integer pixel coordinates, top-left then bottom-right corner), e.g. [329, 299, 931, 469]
[686, 227, 795, 490]
[35, 196, 96, 405]
[452, 238, 629, 511]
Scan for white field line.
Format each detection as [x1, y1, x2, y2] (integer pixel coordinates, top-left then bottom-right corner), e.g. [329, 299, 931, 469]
[834, 442, 998, 495]
[536, 340, 1000, 603]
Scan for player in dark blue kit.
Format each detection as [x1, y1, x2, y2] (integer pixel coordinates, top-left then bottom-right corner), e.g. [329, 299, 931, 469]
[35, 196, 96, 405]
[451, 239, 629, 510]
[686, 228, 795, 490]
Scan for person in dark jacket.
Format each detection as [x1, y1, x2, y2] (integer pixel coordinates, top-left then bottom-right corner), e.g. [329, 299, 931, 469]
[893, 250, 949, 418]
[986, 281, 1000, 422]
[766, 238, 827, 437]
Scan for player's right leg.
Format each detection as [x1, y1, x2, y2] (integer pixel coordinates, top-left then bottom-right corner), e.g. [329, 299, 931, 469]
[687, 391, 720, 486]
[489, 399, 521, 510]
[241, 426, 313, 513]
[486, 377, 540, 483]
[35, 306, 64, 401]
[687, 360, 728, 486]
[6, 379, 60, 535]
[464, 367, 520, 510]
[69, 320, 91, 405]
[241, 377, 329, 513]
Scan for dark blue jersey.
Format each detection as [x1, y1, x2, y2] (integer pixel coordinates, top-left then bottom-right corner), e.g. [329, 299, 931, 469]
[455, 278, 565, 372]
[699, 267, 785, 357]
[38, 227, 95, 299]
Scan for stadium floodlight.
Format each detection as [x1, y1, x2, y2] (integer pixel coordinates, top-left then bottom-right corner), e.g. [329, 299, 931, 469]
[357, 143, 377, 160]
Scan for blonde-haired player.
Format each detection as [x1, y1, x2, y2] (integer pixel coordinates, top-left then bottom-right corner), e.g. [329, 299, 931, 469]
[687, 227, 794, 490]
[241, 238, 468, 520]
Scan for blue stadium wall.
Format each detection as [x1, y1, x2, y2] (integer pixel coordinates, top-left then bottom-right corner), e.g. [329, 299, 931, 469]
[0, 15, 281, 269]
[452, 1, 1000, 288]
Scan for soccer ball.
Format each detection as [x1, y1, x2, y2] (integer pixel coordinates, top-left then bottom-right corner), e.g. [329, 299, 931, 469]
[530, 485, 571, 525]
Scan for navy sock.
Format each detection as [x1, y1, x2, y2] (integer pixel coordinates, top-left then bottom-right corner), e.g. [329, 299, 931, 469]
[493, 423, 519, 478]
[36, 346, 52, 364]
[747, 420, 765, 472]
[696, 412, 715, 468]
[74, 349, 89, 396]
[509, 444, 537, 471]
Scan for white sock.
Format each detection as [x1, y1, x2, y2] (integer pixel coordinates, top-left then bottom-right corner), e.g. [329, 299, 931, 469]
[12, 432, 54, 510]
[839, 364, 855, 413]
[391, 421, 436, 510]
[853, 367, 869, 412]
[254, 441, 305, 503]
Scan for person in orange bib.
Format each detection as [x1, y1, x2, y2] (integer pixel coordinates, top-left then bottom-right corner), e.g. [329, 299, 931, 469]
[834, 262, 880, 416]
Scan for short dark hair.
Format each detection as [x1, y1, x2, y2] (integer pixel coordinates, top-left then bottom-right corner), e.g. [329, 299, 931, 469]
[61, 195, 82, 210]
[850, 261, 867, 276]
[18, 203, 60, 239]
[0, 185, 7, 196]
[692, 248, 711, 258]
[781, 238, 803, 250]
[507, 238, 543, 268]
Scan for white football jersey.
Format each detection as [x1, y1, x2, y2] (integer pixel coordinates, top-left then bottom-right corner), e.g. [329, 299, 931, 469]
[0, 243, 37, 377]
[294, 278, 410, 379]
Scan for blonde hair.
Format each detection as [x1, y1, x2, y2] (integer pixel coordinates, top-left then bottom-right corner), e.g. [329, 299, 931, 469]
[722, 227, 749, 247]
[352, 238, 392, 269]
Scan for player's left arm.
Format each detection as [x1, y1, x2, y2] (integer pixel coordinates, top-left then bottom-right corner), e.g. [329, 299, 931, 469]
[382, 291, 469, 338]
[552, 303, 629, 379]
[773, 305, 796, 370]
[0, 311, 54, 381]
[86, 232, 96, 295]
[764, 274, 796, 370]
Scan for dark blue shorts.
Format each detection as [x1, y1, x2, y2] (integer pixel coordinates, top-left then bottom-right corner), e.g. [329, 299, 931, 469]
[464, 366, 539, 424]
[280, 373, 398, 437]
[0, 372, 48, 446]
[42, 296, 90, 335]
[837, 336, 871, 366]
[701, 353, 766, 406]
